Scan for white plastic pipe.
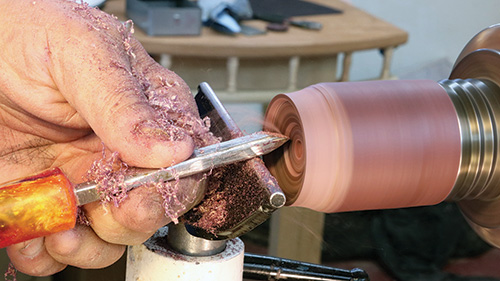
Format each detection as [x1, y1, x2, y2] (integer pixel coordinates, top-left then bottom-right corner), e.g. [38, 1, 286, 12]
[126, 228, 244, 281]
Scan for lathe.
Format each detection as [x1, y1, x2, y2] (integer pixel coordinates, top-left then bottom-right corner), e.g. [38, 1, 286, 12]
[126, 24, 500, 280]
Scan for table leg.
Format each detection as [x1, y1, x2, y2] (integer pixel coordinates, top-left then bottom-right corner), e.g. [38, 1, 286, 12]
[159, 54, 172, 69]
[332, 54, 339, 82]
[227, 56, 239, 93]
[288, 56, 301, 91]
[380, 46, 395, 80]
[340, 52, 353, 82]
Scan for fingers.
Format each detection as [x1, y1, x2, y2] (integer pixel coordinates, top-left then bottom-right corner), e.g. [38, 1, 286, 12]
[46, 5, 206, 249]
[83, 185, 168, 245]
[7, 226, 125, 276]
[44, 225, 125, 269]
[83, 175, 206, 245]
[109, 184, 169, 235]
[128, 39, 217, 148]
[2, 2, 207, 277]
[48, 6, 195, 168]
[7, 238, 66, 276]
[128, 38, 199, 116]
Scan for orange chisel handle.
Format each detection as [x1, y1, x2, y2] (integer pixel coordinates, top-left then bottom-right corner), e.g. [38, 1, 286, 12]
[0, 133, 289, 248]
[0, 168, 77, 248]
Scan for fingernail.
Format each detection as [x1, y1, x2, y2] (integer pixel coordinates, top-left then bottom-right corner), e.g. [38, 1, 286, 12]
[19, 238, 44, 258]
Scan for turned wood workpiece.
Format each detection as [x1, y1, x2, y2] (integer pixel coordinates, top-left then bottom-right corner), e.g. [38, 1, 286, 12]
[263, 80, 462, 264]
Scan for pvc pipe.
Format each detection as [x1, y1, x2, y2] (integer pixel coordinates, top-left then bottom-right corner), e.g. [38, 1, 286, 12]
[126, 227, 244, 281]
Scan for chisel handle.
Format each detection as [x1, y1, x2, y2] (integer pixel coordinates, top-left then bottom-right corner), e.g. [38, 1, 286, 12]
[0, 168, 77, 248]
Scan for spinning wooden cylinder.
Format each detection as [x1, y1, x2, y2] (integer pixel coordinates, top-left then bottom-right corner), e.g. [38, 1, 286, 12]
[264, 24, 500, 247]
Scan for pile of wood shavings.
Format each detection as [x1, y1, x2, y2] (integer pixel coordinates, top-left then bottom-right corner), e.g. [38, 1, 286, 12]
[151, 170, 197, 225]
[154, 179, 182, 224]
[76, 207, 91, 226]
[86, 150, 129, 207]
[136, 78, 219, 148]
[183, 161, 266, 235]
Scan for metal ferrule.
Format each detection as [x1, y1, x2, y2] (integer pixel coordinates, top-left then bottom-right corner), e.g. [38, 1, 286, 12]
[440, 78, 500, 201]
[166, 223, 227, 256]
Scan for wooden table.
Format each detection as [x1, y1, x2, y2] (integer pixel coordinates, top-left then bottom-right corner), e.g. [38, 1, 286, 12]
[103, 0, 408, 102]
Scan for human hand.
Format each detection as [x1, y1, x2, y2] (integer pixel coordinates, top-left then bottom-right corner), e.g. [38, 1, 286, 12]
[0, 0, 212, 276]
